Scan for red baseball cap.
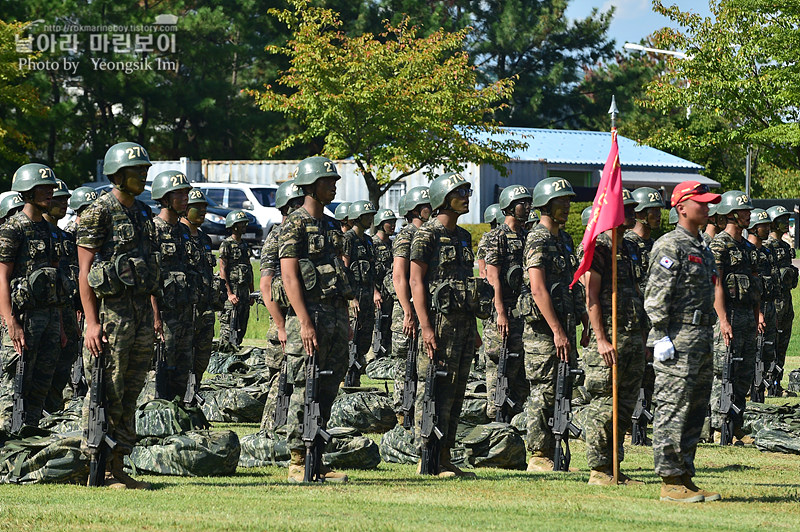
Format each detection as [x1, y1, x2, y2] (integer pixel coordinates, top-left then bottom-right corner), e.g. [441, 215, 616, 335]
[671, 181, 721, 207]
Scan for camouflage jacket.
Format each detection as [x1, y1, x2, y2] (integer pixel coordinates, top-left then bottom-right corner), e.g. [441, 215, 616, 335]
[185, 225, 215, 309]
[64, 220, 78, 239]
[219, 235, 252, 292]
[751, 241, 778, 302]
[476, 231, 490, 262]
[645, 225, 717, 350]
[386, 222, 419, 299]
[0, 211, 61, 279]
[343, 228, 376, 291]
[483, 223, 526, 307]
[623, 230, 653, 295]
[766, 235, 798, 294]
[57, 225, 80, 310]
[372, 234, 393, 292]
[710, 230, 760, 309]
[260, 226, 281, 278]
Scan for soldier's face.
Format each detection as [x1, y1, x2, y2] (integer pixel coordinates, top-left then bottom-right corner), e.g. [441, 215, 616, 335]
[645, 207, 661, 229]
[168, 189, 189, 215]
[512, 199, 531, 221]
[31, 185, 54, 212]
[48, 195, 68, 219]
[313, 177, 337, 205]
[754, 223, 770, 239]
[186, 204, 207, 226]
[358, 213, 374, 229]
[774, 216, 789, 234]
[548, 196, 570, 224]
[623, 205, 636, 229]
[733, 209, 751, 228]
[119, 165, 148, 195]
[382, 220, 396, 235]
[446, 185, 471, 215]
[678, 199, 708, 226]
[232, 221, 247, 235]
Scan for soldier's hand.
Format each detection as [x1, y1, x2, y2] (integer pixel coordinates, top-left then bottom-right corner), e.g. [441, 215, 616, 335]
[421, 324, 437, 360]
[373, 290, 382, 306]
[153, 315, 164, 341]
[496, 309, 509, 338]
[85, 321, 107, 357]
[580, 327, 590, 348]
[402, 311, 417, 337]
[720, 319, 733, 346]
[350, 298, 360, 313]
[278, 326, 287, 352]
[597, 337, 616, 367]
[228, 293, 239, 305]
[8, 317, 27, 355]
[553, 327, 570, 362]
[757, 312, 765, 334]
[300, 319, 318, 357]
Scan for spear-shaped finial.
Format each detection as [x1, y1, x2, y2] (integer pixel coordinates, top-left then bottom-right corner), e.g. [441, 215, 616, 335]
[608, 95, 619, 130]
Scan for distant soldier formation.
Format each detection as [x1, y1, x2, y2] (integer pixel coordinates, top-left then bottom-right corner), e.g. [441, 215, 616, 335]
[0, 145, 796, 502]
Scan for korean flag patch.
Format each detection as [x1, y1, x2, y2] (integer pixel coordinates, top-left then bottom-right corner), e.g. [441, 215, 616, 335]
[659, 256, 674, 270]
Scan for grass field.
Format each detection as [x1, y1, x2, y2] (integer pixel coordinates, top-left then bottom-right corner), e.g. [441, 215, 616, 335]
[2, 265, 800, 530]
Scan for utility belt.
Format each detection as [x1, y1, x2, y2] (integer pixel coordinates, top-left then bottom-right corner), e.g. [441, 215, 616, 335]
[503, 264, 524, 301]
[299, 257, 355, 304]
[761, 275, 778, 301]
[210, 275, 227, 311]
[159, 270, 196, 310]
[672, 309, 715, 327]
[779, 266, 799, 291]
[88, 253, 159, 300]
[349, 259, 375, 286]
[514, 286, 574, 325]
[430, 277, 493, 319]
[10, 267, 67, 312]
[271, 276, 290, 310]
[228, 263, 253, 287]
[725, 273, 761, 306]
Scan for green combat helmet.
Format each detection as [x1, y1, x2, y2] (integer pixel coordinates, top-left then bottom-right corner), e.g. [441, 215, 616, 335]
[294, 156, 341, 186]
[498, 185, 532, 210]
[225, 210, 249, 229]
[708, 202, 719, 217]
[12, 163, 58, 192]
[527, 209, 540, 225]
[622, 188, 637, 206]
[483, 203, 501, 224]
[69, 186, 99, 212]
[348, 200, 378, 220]
[335, 202, 351, 221]
[102, 142, 151, 176]
[0, 192, 24, 218]
[150, 170, 191, 200]
[531, 177, 575, 208]
[375, 208, 398, 227]
[749, 208, 771, 229]
[404, 186, 431, 214]
[668, 207, 678, 225]
[429, 172, 470, 211]
[52, 179, 70, 198]
[581, 206, 593, 227]
[275, 180, 304, 210]
[716, 190, 754, 215]
[187, 188, 208, 205]
[767, 205, 791, 222]
[632, 187, 665, 211]
[396, 195, 408, 217]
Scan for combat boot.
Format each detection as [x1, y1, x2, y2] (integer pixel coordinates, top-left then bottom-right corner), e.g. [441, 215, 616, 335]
[319, 463, 349, 483]
[526, 452, 555, 472]
[103, 471, 126, 489]
[616, 470, 644, 486]
[416, 459, 456, 478]
[660, 475, 704, 503]
[440, 448, 477, 479]
[682, 473, 721, 501]
[587, 465, 615, 486]
[109, 453, 152, 490]
[288, 450, 306, 483]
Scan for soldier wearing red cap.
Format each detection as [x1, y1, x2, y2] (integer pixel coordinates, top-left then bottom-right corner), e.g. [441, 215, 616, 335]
[644, 181, 722, 503]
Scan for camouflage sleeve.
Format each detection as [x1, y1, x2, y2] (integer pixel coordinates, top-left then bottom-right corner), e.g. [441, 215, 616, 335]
[75, 203, 110, 250]
[589, 234, 610, 275]
[523, 228, 547, 270]
[342, 231, 354, 259]
[260, 231, 278, 274]
[409, 225, 435, 264]
[476, 233, 488, 261]
[644, 237, 681, 345]
[0, 222, 21, 263]
[392, 227, 413, 259]
[483, 228, 503, 267]
[218, 239, 232, 261]
[708, 237, 728, 277]
[278, 213, 305, 259]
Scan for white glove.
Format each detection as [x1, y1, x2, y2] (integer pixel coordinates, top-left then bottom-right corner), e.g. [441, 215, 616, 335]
[653, 336, 675, 362]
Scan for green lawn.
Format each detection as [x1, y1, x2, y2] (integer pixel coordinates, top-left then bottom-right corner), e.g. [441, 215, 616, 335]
[2, 267, 798, 530]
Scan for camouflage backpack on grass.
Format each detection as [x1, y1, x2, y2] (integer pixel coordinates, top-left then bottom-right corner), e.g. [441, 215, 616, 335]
[754, 426, 800, 454]
[126, 430, 240, 476]
[365, 357, 395, 380]
[38, 397, 83, 434]
[788, 369, 800, 393]
[238, 429, 291, 468]
[379, 424, 468, 466]
[198, 371, 272, 423]
[329, 392, 396, 434]
[135, 399, 210, 439]
[0, 430, 87, 484]
[458, 422, 527, 470]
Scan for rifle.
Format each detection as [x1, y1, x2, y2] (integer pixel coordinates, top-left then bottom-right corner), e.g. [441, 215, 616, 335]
[419, 316, 448, 475]
[494, 336, 519, 423]
[718, 339, 743, 446]
[303, 312, 332, 483]
[273, 358, 292, 427]
[750, 332, 769, 403]
[630, 385, 653, 446]
[86, 315, 117, 487]
[250, 291, 264, 321]
[550, 358, 583, 471]
[344, 315, 361, 387]
[372, 306, 386, 358]
[10, 351, 25, 434]
[401, 329, 419, 430]
[70, 313, 88, 398]
[154, 336, 169, 400]
[183, 305, 205, 408]
[767, 359, 783, 397]
[228, 306, 240, 349]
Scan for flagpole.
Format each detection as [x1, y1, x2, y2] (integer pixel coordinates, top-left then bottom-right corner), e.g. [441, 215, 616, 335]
[609, 96, 620, 485]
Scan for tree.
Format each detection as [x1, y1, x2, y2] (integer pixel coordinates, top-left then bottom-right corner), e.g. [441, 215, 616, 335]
[644, 0, 800, 196]
[248, 0, 526, 206]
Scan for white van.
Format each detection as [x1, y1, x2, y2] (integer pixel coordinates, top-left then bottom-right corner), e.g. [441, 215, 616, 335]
[198, 183, 282, 234]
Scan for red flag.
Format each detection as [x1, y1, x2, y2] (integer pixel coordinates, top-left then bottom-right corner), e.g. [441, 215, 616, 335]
[570, 129, 624, 288]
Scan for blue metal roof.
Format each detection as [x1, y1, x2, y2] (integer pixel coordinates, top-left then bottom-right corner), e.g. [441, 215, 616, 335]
[477, 127, 703, 170]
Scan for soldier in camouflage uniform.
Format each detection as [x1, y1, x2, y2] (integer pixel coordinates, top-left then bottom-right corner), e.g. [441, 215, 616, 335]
[765, 205, 798, 395]
[645, 181, 720, 503]
[42, 179, 82, 413]
[343, 200, 379, 386]
[280, 156, 351, 483]
[78, 141, 159, 489]
[476, 203, 500, 278]
[410, 171, 481, 478]
[181, 188, 217, 388]
[0, 192, 24, 226]
[747, 209, 778, 402]
[390, 187, 431, 423]
[259, 180, 304, 380]
[65, 187, 99, 238]
[335, 202, 352, 232]
[582, 189, 645, 485]
[709, 191, 763, 443]
[703, 202, 725, 246]
[372, 208, 397, 360]
[150, 171, 194, 400]
[519, 177, 585, 472]
[525, 209, 540, 231]
[218, 210, 254, 351]
[483, 185, 531, 422]
[0, 164, 61, 431]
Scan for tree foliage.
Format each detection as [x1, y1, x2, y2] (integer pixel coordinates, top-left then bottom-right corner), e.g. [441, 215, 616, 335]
[248, 0, 526, 205]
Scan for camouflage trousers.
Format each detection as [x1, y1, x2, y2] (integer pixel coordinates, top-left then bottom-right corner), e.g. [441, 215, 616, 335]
[83, 294, 154, 453]
[758, 301, 778, 385]
[351, 292, 375, 367]
[390, 300, 412, 413]
[284, 302, 349, 452]
[414, 312, 476, 451]
[774, 293, 794, 387]
[376, 297, 392, 359]
[582, 329, 644, 469]
[219, 294, 250, 349]
[522, 320, 577, 455]
[44, 307, 81, 414]
[484, 307, 528, 421]
[710, 305, 757, 432]
[160, 304, 194, 401]
[0, 306, 61, 429]
[193, 307, 215, 379]
[652, 333, 713, 477]
[264, 315, 286, 375]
